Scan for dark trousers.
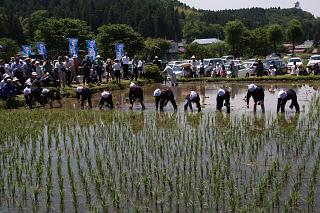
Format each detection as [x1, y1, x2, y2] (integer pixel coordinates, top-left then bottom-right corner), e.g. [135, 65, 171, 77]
[217, 100, 230, 113]
[160, 96, 177, 111]
[81, 97, 92, 108]
[131, 70, 138, 81]
[83, 73, 90, 85]
[123, 64, 129, 79]
[99, 97, 113, 109]
[66, 71, 71, 86]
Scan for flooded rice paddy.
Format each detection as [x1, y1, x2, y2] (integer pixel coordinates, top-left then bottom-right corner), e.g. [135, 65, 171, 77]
[1, 82, 320, 212]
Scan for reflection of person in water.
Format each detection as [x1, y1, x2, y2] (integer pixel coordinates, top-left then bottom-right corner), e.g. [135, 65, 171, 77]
[130, 112, 145, 135]
[186, 113, 202, 128]
[155, 113, 177, 129]
[214, 112, 231, 128]
[277, 113, 299, 134]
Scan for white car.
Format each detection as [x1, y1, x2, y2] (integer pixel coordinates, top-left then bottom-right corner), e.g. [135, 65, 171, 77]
[225, 64, 253, 78]
[307, 55, 320, 67]
[168, 60, 182, 65]
[287, 57, 303, 71]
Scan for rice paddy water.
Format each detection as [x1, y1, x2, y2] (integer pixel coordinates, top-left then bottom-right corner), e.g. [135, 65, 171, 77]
[0, 82, 320, 212]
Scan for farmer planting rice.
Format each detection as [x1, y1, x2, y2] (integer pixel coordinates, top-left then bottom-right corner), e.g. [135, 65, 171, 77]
[99, 90, 113, 109]
[184, 90, 201, 112]
[129, 82, 145, 110]
[153, 88, 177, 111]
[277, 89, 300, 113]
[76, 86, 92, 109]
[216, 88, 231, 113]
[41, 88, 62, 108]
[246, 83, 265, 113]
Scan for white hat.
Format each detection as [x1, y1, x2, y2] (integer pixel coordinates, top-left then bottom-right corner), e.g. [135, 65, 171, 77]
[217, 89, 225, 97]
[32, 72, 37, 76]
[96, 55, 101, 58]
[12, 77, 19, 82]
[130, 82, 137, 88]
[42, 88, 50, 94]
[3, 73, 10, 79]
[248, 84, 257, 92]
[278, 90, 287, 99]
[23, 87, 31, 95]
[76, 86, 83, 93]
[190, 91, 197, 99]
[6, 78, 12, 82]
[153, 89, 161, 97]
[155, 56, 158, 59]
[217, 62, 220, 65]
[101, 91, 110, 98]
[72, 55, 77, 59]
[191, 55, 196, 59]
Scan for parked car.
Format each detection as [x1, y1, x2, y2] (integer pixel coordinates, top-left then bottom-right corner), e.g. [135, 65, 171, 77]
[197, 58, 223, 74]
[287, 57, 303, 71]
[264, 59, 287, 74]
[307, 55, 320, 67]
[168, 60, 182, 65]
[221, 55, 234, 64]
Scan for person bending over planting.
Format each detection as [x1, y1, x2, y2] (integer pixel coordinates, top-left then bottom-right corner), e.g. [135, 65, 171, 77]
[216, 88, 230, 113]
[153, 88, 177, 111]
[277, 89, 300, 113]
[129, 82, 145, 110]
[99, 90, 113, 109]
[76, 86, 92, 109]
[184, 91, 201, 112]
[247, 84, 265, 113]
[41, 88, 62, 108]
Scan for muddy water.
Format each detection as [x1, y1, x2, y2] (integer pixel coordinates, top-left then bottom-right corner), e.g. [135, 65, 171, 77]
[60, 82, 319, 114]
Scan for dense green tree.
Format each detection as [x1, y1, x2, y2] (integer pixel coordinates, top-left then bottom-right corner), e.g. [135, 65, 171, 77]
[0, 7, 25, 43]
[184, 43, 209, 59]
[143, 38, 171, 60]
[34, 18, 93, 58]
[225, 20, 246, 56]
[96, 24, 144, 58]
[0, 38, 20, 61]
[268, 24, 284, 53]
[287, 19, 304, 55]
[245, 28, 271, 57]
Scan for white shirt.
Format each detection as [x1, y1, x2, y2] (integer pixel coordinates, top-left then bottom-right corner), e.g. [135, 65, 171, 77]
[55, 62, 65, 72]
[122, 56, 130, 65]
[164, 66, 174, 76]
[113, 62, 121, 71]
[64, 60, 72, 70]
[0, 64, 12, 76]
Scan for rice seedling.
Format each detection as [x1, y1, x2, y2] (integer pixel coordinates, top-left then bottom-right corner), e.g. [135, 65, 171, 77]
[0, 84, 320, 212]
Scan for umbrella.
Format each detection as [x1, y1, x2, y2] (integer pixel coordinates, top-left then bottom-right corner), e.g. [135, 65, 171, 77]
[180, 63, 192, 68]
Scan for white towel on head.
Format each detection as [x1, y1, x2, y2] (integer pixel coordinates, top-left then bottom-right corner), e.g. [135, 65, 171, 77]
[190, 91, 197, 99]
[218, 89, 225, 97]
[278, 90, 287, 99]
[101, 91, 110, 98]
[248, 84, 257, 92]
[153, 89, 161, 97]
[76, 86, 83, 93]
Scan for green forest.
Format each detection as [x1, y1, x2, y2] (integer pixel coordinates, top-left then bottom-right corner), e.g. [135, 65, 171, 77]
[0, 0, 319, 58]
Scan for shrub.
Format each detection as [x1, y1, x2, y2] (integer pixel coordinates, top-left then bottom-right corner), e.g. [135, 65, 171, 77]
[145, 65, 163, 82]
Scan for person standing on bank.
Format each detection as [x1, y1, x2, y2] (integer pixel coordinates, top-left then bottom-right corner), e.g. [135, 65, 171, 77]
[162, 65, 178, 87]
[55, 56, 66, 88]
[153, 88, 177, 111]
[216, 88, 231, 113]
[247, 84, 265, 113]
[277, 89, 300, 113]
[122, 53, 130, 79]
[113, 59, 121, 84]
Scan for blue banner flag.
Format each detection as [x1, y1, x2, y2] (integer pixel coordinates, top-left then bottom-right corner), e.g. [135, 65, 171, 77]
[37, 42, 47, 58]
[86, 40, 97, 62]
[22, 45, 32, 57]
[115, 43, 124, 60]
[69, 38, 78, 58]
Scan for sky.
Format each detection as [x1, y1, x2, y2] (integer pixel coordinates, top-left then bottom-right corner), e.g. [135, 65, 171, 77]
[179, 0, 320, 17]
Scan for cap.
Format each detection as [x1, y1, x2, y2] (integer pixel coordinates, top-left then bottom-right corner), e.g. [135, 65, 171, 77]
[191, 55, 196, 59]
[12, 77, 19, 82]
[248, 84, 257, 92]
[153, 89, 161, 97]
[76, 86, 83, 93]
[42, 88, 50, 94]
[23, 87, 31, 95]
[32, 72, 37, 76]
[130, 82, 137, 88]
[101, 91, 110, 98]
[278, 90, 287, 99]
[3, 73, 10, 79]
[155, 56, 158, 59]
[217, 89, 225, 97]
[190, 91, 197, 99]
[96, 55, 101, 58]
